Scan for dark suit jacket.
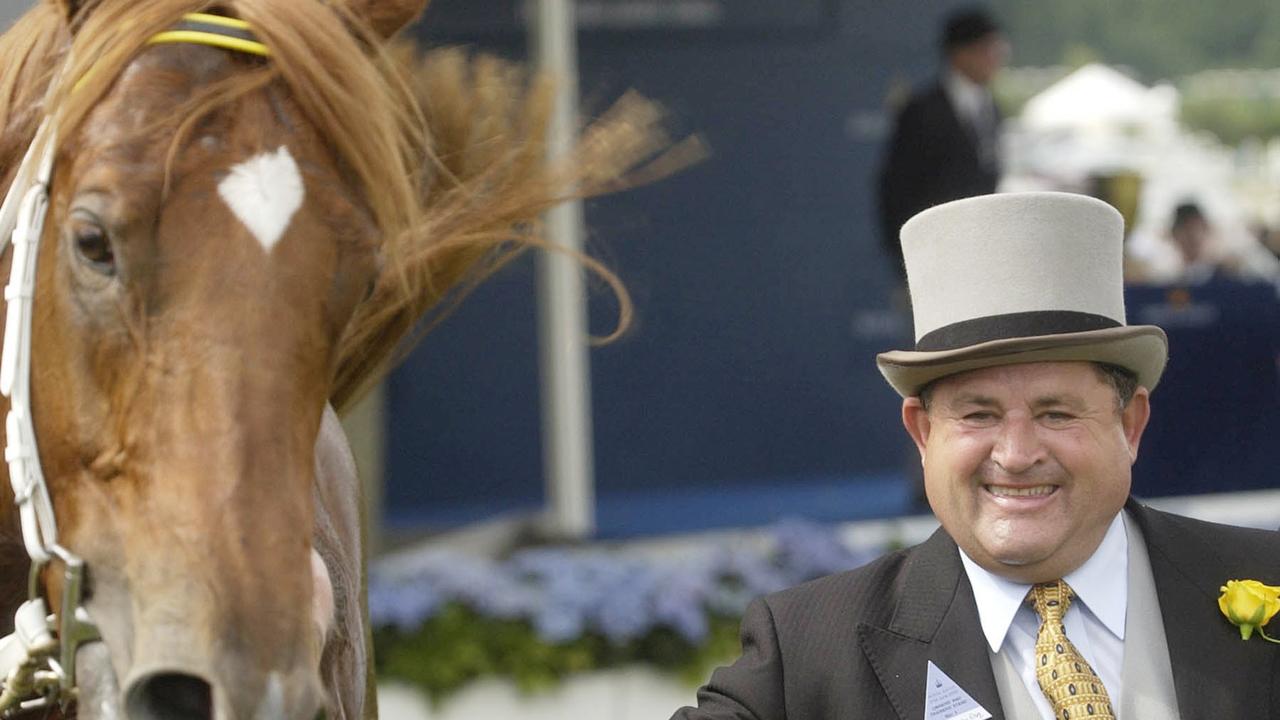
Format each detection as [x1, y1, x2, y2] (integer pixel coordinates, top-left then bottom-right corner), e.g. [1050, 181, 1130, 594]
[672, 499, 1280, 719]
[876, 81, 999, 280]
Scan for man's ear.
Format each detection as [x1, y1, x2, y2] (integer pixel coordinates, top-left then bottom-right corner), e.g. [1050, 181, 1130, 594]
[902, 397, 932, 461]
[344, 0, 430, 39]
[1121, 386, 1151, 463]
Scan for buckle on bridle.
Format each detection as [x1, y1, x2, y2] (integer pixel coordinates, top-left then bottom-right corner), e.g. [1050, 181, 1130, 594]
[0, 550, 98, 717]
[0, 548, 97, 712]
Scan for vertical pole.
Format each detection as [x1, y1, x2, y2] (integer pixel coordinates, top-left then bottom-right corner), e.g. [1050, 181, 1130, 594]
[530, 0, 595, 538]
[341, 383, 386, 556]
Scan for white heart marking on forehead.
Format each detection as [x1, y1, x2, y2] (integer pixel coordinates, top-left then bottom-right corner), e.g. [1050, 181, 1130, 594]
[217, 145, 304, 253]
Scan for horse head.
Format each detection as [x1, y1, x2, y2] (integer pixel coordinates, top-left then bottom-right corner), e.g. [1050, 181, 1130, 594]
[0, 0, 429, 717]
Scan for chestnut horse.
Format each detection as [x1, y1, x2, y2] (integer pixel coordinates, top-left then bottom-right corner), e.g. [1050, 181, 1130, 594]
[0, 0, 667, 718]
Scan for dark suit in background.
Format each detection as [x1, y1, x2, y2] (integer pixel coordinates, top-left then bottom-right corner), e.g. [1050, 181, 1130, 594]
[876, 82, 1000, 281]
[671, 499, 1280, 720]
[875, 7, 1006, 282]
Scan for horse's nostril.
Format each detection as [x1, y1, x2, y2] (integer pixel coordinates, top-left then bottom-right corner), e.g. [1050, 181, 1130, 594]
[126, 672, 214, 720]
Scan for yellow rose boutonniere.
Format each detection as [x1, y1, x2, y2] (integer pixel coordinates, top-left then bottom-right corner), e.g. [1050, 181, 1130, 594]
[1219, 579, 1280, 642]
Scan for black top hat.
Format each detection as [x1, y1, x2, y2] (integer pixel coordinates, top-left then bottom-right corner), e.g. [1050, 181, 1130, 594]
[941, 6, 1001, 51]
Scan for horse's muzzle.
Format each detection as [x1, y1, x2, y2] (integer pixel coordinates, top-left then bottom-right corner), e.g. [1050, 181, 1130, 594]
[75, 645, 324, 720]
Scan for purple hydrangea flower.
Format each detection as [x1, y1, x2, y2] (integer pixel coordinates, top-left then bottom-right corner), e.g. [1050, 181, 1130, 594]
[368, 517, 882, 647]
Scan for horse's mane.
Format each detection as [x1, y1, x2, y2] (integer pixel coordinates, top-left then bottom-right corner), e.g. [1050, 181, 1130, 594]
[0, 1, 685, 412]
[332, 45, 687, 409]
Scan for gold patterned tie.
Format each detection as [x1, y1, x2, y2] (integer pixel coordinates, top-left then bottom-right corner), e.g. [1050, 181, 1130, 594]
[1028, 581, 1116, 720]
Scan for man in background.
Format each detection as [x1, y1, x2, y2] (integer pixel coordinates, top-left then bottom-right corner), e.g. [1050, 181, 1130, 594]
[1163, 201, 1280, 285]
[877, 6, 1007, 282]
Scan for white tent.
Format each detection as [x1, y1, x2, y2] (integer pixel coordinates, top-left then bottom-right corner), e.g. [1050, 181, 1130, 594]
[1020, 63, 1178, 135]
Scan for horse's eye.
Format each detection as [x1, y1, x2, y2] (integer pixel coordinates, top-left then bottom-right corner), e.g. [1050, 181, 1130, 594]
[73, 223, 116, 275]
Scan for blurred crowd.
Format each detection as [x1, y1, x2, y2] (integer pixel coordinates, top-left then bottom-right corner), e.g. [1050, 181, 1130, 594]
[1123, 199, 1280, 286]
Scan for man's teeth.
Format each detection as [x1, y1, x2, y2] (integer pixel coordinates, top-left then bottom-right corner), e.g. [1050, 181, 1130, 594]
[987, 485, 1055, 497]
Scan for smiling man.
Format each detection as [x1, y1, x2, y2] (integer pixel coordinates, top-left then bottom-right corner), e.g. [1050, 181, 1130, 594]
[672, 192, 1280, 720]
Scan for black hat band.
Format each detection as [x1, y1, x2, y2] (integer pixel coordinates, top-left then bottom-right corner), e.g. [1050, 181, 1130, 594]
[915, 310, 1122, 352]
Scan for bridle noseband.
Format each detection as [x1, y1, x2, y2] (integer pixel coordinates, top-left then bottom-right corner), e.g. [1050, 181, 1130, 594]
[0, 14, 270, 716]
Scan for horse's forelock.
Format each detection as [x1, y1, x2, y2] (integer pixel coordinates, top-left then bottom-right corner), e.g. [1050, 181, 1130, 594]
[40, 0, 419, 263]
[0, 4, 69, 174]
[229, 0, 426, 241]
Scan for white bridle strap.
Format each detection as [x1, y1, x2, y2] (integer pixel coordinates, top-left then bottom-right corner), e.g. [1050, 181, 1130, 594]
[0, 120, 58, 564]
[0, 119, 52, 256]
[0, 120, 74, 715]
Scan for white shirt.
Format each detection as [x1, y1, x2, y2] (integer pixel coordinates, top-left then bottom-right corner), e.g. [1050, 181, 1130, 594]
[959, 512, 1128, 720]
[943, 69, 991, 130]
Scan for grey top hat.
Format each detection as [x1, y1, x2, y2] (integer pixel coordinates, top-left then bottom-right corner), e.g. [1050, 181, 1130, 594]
[876, 192, 1168, 397]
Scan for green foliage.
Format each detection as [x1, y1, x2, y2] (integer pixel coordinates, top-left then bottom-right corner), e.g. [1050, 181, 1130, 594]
[1181, 96, 1280, 145]
[1061, 44, 1102, 71]
[990, 0, 1280, 80]
[374, 603, 743, 704]
[985, 3, 1280, 144]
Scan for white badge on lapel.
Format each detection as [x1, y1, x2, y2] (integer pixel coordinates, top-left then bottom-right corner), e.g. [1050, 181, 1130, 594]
[924, 661, 992, 720]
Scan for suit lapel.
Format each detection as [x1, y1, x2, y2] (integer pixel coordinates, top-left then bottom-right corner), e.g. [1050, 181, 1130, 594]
[1128, 500, 1279, 719]
[932, 81, 990, 167]
[933, 83, 980, 160]
[859, 529, 1005, 720]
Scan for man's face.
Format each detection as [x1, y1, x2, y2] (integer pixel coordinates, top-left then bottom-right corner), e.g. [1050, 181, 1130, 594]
[1172, 216, 1210, 265]
[902, 362, 1150, 583]
[950, 33, 1009, 86]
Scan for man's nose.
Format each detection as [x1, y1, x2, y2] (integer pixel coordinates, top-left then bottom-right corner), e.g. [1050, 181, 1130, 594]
[990, 415, 1046, 474]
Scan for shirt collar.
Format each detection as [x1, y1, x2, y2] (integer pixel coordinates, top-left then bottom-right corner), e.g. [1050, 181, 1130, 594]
[944, 68, 987, 120]
[958, 511, 1128, 652]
